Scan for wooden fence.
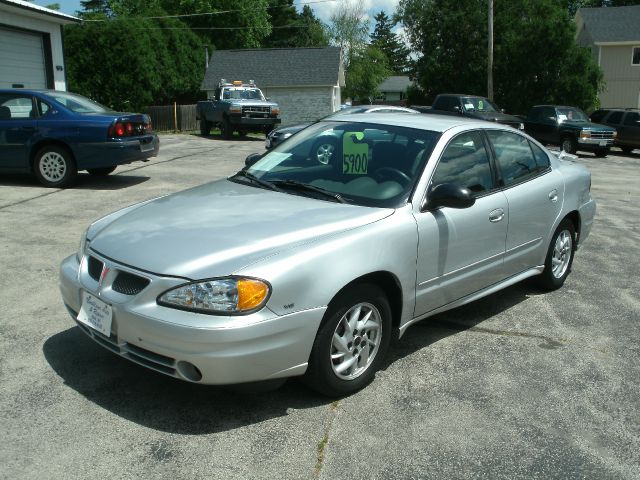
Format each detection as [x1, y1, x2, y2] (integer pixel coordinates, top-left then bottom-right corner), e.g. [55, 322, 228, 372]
[143, 104, 198, 132]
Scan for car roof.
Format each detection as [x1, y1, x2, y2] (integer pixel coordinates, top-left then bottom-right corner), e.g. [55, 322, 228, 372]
[329, 112, 512, 133]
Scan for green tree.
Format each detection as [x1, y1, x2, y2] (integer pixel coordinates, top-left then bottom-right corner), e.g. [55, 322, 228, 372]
[328, 0, 370, 68]
[157, 0, 271, 50]
[296, 5, 330, 47]
[398, 0, 603, 113]
[370, 11, 410, 74]
[262, 0, 299, 48]
[344, 46, 391, 103]
[65, 12, 202, 110]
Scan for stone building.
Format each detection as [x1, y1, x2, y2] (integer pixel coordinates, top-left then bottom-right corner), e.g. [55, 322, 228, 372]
[201, 47, 344, 126]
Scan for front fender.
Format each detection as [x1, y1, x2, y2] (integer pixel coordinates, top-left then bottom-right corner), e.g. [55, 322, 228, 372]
[237, 206, 418, 327]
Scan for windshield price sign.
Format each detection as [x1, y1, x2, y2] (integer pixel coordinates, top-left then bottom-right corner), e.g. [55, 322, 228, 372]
[343, 132, 369, 175]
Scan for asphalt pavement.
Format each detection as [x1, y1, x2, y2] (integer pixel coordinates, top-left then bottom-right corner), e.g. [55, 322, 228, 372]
[1, 133, 638, 479]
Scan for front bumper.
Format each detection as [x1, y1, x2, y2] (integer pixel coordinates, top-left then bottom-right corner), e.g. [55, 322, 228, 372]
[59, 252, 325, 385]
[577, 137, 614, 149]
[229, 116, 281, 127]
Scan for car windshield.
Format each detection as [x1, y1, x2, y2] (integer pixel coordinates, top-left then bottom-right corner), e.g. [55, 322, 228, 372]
[556, 107, 589, 122]
[222, 88, 265, 100]
[45, 91, 113, 113]
[461, 97, 499, 112]
[237, 121, 440, 208]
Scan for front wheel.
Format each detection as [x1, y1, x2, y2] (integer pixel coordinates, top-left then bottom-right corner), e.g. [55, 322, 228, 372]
[561, 136, 577, 154]
[304, 284, 392, 397]
[220, 116, 232, 140]
[33, 145, 77, 188]
[536, 219, 575, 290]
[595, 148, 609, 158]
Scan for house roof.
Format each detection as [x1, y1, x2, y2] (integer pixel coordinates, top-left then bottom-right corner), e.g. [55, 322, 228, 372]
[378, 76, 411, 93]
[576, 5, 640, 43]
[0, 0, 79, 23]
[201, 47, 343, 90]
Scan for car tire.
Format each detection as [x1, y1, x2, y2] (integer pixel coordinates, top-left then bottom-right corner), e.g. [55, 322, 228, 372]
[87, 166, 117, 176]
[200, 119, 211, 136]
[311, 137, 338, 164]
[561, 136, 577, 154]
[536, 218, 575, 291]
[33, 145, 77, 188]
[595, 148, 609, 158]
[221, 116, 232, 140]
[238, 130, 247, 137]
[620, 146, 634, 154]
[304, 284, 392, 397]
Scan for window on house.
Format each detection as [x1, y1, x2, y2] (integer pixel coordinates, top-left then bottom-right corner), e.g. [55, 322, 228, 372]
[633, 46, 640, 66]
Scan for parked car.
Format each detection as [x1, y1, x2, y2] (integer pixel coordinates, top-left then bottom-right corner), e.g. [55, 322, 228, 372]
[417, 94, 525, 130]
[590, 108, 640, 154]
[0, 89, 159, 187]
[60, 114, 595, 397]
[265, 105, 419, 150]
[523, 105, 616, 156]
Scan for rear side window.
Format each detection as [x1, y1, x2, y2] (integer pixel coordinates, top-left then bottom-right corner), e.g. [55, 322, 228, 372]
[0, 94, 34, 119]
[487, 130, 540, 186]
[606, 111, 624, 124]
[529, 141, 551, 170]
[623, 112, 640, 126]
[431, 131, 494, 194]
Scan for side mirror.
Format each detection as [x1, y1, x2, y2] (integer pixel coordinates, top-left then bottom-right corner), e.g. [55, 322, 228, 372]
[501, 108, 506, 114]
[245, 153, 262, 168]
[266, 97, 271, 101]
[423, 183, 475, 210]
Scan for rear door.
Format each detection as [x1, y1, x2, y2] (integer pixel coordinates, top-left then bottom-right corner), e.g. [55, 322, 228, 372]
[486, 130, 563, 275]
[0, 92, 38, 169]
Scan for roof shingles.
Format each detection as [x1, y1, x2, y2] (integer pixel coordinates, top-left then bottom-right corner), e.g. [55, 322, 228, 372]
[577, 5, 640, 43]
[201, 47, 343, 91]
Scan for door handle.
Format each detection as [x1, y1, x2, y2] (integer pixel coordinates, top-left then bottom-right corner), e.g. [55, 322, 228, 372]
[548, 189, 558, 203]
[489, 208, 505, 223]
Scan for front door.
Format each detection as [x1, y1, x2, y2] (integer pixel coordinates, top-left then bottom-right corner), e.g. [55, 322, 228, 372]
[414, 130, 508, 316]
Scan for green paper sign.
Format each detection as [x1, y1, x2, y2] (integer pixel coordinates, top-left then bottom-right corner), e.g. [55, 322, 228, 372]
[343, 132, 369, 175]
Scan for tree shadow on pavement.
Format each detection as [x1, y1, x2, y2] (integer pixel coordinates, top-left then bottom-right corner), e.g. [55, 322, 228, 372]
[43, 327, 330, 435]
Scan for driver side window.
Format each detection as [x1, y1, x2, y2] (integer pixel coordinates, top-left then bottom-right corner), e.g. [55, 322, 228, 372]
[431, 131, 494, 194]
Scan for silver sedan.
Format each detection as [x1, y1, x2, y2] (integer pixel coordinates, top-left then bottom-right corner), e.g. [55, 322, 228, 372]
[59, 113, 596, 397]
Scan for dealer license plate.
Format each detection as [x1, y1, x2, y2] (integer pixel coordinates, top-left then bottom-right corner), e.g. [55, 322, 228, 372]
[140, 141, 154, 152]
[77, 291, 112, 337]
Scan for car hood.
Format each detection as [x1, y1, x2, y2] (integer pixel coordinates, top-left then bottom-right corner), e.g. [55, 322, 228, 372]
[466, 111, 522, 124]
[560, 120, 616, 131]
[88, 179, 393, 279]
[275, 123, 311, 135]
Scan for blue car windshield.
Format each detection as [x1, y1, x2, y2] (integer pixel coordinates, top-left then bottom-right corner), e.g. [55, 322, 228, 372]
[243, 121, 440, 208]
[46, 92, 113, 114]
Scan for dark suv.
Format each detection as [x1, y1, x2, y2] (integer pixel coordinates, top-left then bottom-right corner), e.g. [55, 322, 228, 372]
[590, 108, 640, 154]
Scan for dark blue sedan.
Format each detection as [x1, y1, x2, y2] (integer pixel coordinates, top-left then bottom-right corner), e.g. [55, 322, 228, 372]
[0, 89, 159, 187]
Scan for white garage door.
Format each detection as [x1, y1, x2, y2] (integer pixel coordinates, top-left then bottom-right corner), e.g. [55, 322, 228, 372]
[0, 27, 47, 89]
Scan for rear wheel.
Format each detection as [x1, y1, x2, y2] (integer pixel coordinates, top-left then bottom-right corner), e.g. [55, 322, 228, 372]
[87, 166, 116, 176]
[238, 130, 247, 137]
[620, 146, 634, 154]
[200, 119, 211, 136]
[536, 219, 575, 290]
[561, 136, 577, 154]
[304, 284, 392, 397]
[33, 145, 77, 188]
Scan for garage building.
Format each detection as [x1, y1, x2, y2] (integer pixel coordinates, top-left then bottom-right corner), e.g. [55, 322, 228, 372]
[0, 0, 79, 90]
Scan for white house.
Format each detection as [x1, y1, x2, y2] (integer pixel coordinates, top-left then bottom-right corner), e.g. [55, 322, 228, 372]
[201, 47, 344, 126]
[0, 0, 79, 90]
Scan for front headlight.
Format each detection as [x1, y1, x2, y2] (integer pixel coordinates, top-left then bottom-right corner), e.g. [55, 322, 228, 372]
[158, 277, 271, 314]
[271, 107, 280, 115]
[580, 130, 591, 139]
[229, 105, 242, 114]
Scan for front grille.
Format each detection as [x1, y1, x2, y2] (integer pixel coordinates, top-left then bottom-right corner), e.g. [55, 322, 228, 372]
[112, 271, 150, 295]
[590, 131, 614, 140]
[87, 256, 103, 281]
[242, 105, 270, 116]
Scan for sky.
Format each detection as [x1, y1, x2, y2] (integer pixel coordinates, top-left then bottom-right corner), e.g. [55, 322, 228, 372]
[33, 0, 402, 26]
